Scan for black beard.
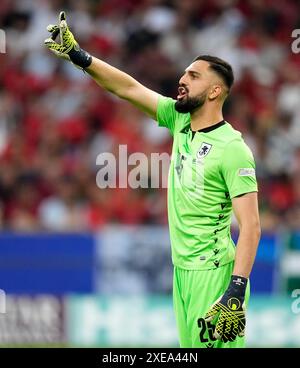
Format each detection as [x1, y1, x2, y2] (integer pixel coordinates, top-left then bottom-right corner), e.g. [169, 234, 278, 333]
[175, 93, 206, 113]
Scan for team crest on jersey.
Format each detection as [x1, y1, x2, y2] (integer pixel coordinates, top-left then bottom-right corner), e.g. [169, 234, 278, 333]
[197, 142, 212, 158]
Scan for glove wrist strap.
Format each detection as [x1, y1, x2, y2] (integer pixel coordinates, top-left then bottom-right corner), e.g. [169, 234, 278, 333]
[68, 47, 92, 69]
[227, 275, 248, 298]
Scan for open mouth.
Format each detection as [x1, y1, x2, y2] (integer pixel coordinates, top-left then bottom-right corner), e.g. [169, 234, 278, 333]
[177, 86, 188, 100]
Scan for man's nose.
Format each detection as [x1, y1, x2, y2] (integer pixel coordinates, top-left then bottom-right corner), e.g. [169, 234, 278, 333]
[179, 75, 187, 86]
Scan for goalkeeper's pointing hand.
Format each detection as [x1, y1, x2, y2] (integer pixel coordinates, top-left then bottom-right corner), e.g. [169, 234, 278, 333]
[204, 275, 247, 343]
[44, 11, 92, 69]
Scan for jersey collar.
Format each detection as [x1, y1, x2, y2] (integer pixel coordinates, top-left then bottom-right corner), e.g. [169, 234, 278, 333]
[180, 120, 226, 134]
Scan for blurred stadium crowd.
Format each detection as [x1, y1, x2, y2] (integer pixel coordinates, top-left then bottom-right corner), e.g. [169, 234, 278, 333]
[0, 0, 299, 232]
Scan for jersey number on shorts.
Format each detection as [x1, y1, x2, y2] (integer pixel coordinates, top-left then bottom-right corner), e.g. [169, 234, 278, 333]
[198, 318, 217, 343]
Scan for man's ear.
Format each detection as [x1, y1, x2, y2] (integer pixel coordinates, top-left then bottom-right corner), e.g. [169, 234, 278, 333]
[208, 85, 222, 100]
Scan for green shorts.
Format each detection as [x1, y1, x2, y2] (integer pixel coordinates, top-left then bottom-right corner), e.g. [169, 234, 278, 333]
[173, 261, 250, 348]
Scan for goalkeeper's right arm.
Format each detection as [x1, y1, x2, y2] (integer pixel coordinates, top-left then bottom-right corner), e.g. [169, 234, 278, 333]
[86, 58, 160, 119]
[44, 11, 160, 119]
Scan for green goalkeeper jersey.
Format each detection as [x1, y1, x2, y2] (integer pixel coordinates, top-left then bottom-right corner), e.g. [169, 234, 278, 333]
[157, 96, 258, 270]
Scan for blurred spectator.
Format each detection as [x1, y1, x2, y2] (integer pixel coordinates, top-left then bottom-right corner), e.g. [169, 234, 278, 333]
[38, 175, 86, 231]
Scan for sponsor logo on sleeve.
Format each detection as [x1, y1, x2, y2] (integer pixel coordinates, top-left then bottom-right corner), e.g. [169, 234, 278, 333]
[238, 168, 256, 177]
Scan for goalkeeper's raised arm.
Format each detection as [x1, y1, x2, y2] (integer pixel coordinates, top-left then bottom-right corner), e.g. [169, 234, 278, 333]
[44, 11, 160, 119]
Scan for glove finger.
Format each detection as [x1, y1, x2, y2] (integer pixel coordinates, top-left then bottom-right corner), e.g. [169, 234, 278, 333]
[204, 296, 222, 322]
[238, 320, 246, 337]
[44, 37, 60, 49]
[44, 43, 61, 57]
[214, 330, 222, 340]
[59, 11, 68, 36]
[47, 24, 59, 40]
[224, 333, 236, 342]
[47, 24, 58, 33]
[204, 303, 220, 322]
[58, 11, 74, 52]
[59, 11, 66, 23]
[237, 315, 246, 336]
[221, 335, 228, 343]
[44, 38, 67, 58]
[238, 329, 245, 337]
[44, 37, 56, 46]
[47, 24, 60, 40]
[213, 311, 227, 340]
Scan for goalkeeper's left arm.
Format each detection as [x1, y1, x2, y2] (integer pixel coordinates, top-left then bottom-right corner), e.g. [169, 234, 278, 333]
[205, 192, 261, 342]
[44, 11, 160, 119]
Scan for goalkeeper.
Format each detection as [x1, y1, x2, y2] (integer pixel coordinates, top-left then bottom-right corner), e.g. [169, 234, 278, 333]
[45, 12, 261, 348]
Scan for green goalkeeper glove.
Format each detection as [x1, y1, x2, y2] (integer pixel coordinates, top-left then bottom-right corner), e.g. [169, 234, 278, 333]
[44, 11, 92, 70]
[204, 275, 247, 343]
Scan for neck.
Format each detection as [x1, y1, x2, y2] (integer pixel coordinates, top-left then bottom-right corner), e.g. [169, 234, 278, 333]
[190, 104, 224, 131]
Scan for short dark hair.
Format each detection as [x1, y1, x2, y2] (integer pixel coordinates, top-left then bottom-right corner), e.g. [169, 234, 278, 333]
[193, 55, 234, 90]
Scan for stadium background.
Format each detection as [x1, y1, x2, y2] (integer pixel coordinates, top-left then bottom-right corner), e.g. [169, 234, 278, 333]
[0, 0, 300, 347]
